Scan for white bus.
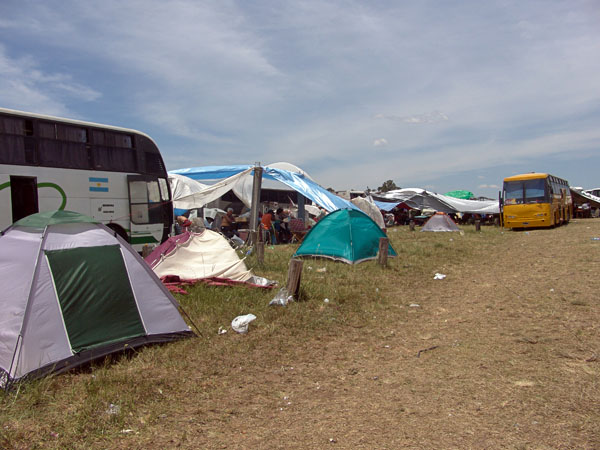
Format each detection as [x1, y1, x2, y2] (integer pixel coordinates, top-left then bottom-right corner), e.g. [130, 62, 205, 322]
[0, 107, 173, 251]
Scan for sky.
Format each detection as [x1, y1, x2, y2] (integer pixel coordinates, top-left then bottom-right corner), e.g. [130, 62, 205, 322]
[1, 0, 600, 196]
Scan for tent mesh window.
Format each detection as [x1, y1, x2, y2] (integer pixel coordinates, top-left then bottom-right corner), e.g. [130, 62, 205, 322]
[45, 244, 146, 353]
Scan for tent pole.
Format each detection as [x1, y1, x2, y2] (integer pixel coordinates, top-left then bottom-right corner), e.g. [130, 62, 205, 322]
[297, 194, 305, 221]
[249, 164, 263, 245]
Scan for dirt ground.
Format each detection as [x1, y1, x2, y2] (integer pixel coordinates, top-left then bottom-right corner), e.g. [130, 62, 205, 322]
[140, 220, 600, 449]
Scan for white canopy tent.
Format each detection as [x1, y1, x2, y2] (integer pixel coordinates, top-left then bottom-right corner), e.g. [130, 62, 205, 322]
[380, 188, 499, 215]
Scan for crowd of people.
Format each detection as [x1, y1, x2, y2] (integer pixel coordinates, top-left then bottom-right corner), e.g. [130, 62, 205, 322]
[174, 206, 305, 245]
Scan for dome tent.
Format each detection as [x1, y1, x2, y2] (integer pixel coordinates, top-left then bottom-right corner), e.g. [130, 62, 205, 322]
[0, 210, 193, 389]
[145, 229, 274, 288]
[293, 209, 396, 264]
[421, 212, 460, 232]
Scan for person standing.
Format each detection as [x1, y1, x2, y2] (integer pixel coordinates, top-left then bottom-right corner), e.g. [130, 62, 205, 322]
[220, 207, 237, 237]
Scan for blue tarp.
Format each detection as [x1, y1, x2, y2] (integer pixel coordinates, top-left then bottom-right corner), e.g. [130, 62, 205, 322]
[171, 165, 252, 180]
[373, 200, 401, 212]
[169, 165, 358, 212]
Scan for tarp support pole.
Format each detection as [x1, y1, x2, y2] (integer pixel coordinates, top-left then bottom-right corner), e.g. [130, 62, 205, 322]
[378, 237, 389, 267]
[297, 194, 305, 221]
[256, 241, 265, 264]
[249, 164, 263, 244]
[286, 258, 303, 299]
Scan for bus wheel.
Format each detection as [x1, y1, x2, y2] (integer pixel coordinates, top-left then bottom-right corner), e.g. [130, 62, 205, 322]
[106, 224, 129, 243]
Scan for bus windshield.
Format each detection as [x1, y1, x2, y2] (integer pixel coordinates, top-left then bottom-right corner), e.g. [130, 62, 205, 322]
[504, 179, 547, 205]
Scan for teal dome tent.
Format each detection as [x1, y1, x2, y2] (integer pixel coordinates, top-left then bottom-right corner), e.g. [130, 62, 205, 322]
[293, 209, 397, 264]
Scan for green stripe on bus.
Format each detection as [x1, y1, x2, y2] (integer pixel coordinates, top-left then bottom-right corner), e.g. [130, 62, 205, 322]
[0, 181, 67, 210]
[130, 236, 159, 244]
[38, 182, 68, 210]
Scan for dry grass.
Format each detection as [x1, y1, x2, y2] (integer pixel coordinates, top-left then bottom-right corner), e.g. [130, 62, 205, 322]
[1, 220, 599, 449]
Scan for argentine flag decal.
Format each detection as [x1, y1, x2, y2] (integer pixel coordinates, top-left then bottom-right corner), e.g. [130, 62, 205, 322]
[89, 177, 109, 192]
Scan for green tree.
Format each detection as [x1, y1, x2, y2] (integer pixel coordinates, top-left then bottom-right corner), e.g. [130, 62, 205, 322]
[377, 180, 398, 192]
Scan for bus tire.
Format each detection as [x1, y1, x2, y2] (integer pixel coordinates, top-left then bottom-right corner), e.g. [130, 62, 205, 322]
[106, 224, 129, 243]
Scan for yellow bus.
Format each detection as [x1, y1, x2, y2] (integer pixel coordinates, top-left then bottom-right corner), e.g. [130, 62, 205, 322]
[502, 173, 572, 229]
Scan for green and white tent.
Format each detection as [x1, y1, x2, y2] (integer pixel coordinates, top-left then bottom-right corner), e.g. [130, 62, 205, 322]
[293, 209, 397, 264]
[0, 210, 193, 388]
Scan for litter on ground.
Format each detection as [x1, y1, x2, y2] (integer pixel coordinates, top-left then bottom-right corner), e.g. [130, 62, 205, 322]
[231, 314, 257, 333]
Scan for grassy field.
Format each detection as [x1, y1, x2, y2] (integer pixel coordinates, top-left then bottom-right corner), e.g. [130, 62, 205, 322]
[1, 219, 599, 449]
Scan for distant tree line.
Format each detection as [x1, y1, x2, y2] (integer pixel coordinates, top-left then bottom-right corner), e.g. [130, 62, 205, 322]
[377, 180, 399, 192]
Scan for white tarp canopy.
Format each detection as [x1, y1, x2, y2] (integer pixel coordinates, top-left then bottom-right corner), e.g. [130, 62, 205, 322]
[380, 188, 499, 214]
[169, 163, 358, 213]
[169, 173, 209, 204]
[169, 168, 253, 212]
[570, 187, 600, 208]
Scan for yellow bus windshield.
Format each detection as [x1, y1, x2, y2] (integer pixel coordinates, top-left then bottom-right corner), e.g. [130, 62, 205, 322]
[504, 178, 547, 205]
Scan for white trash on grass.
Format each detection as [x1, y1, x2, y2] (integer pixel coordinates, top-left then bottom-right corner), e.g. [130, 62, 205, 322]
[434, 273, 446, 280]
[231, 314, 257, 334]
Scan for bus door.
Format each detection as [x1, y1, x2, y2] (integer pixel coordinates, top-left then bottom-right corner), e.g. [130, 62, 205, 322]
[127, 175, 163, 247]
[11, 175, 39, 223]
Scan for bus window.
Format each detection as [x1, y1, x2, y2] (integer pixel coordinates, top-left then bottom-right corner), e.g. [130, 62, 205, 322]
[39, 122, 57, 139]
[0, 117, 23, 134]
[148, 180, 160, 203]
[0, 135, 26, 164]
[158, 178, 170, 201]
[38, 140, 89, 169]
[57, 125, 87, 143]
[129, 177, 162, 224]
[504, 181, 524, 205]
[130, 180, 150, 223]
[524, 178, 546, 203]
[145, 152, 164, 175]
[92, 146, 137, 172]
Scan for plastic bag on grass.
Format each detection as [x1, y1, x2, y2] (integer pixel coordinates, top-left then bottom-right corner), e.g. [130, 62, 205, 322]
[231, 314, 257, 334]
[269, 288, 294, 306]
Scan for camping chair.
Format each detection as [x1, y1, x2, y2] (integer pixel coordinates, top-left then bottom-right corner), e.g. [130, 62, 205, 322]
[289, 218, 308, 243]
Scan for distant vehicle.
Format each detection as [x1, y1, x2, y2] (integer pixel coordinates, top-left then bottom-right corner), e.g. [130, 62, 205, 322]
[501, 172, 572, 229]
[584, 188, 600, 198]
[0, 107, 173, 250]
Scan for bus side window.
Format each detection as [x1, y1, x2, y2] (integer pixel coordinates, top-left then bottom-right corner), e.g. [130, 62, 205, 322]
[130, 180, 150, 223]
[145, 152, 164, 175]
[148, 180, 160, 203]
[129, 179, 161, 224]
[158, 178, 170, 201]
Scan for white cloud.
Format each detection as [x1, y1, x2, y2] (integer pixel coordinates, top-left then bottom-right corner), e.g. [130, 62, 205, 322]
[478, 184, 500, 189]
[375, 111, 449, 124]
[0, 45, 100, 115]
[1, 1, 600, 192]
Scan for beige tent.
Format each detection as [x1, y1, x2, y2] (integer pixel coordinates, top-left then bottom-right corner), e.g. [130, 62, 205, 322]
[350, 197, 385, 229]
[147, 230, 253, 281]
[145, 230, 273, 287]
